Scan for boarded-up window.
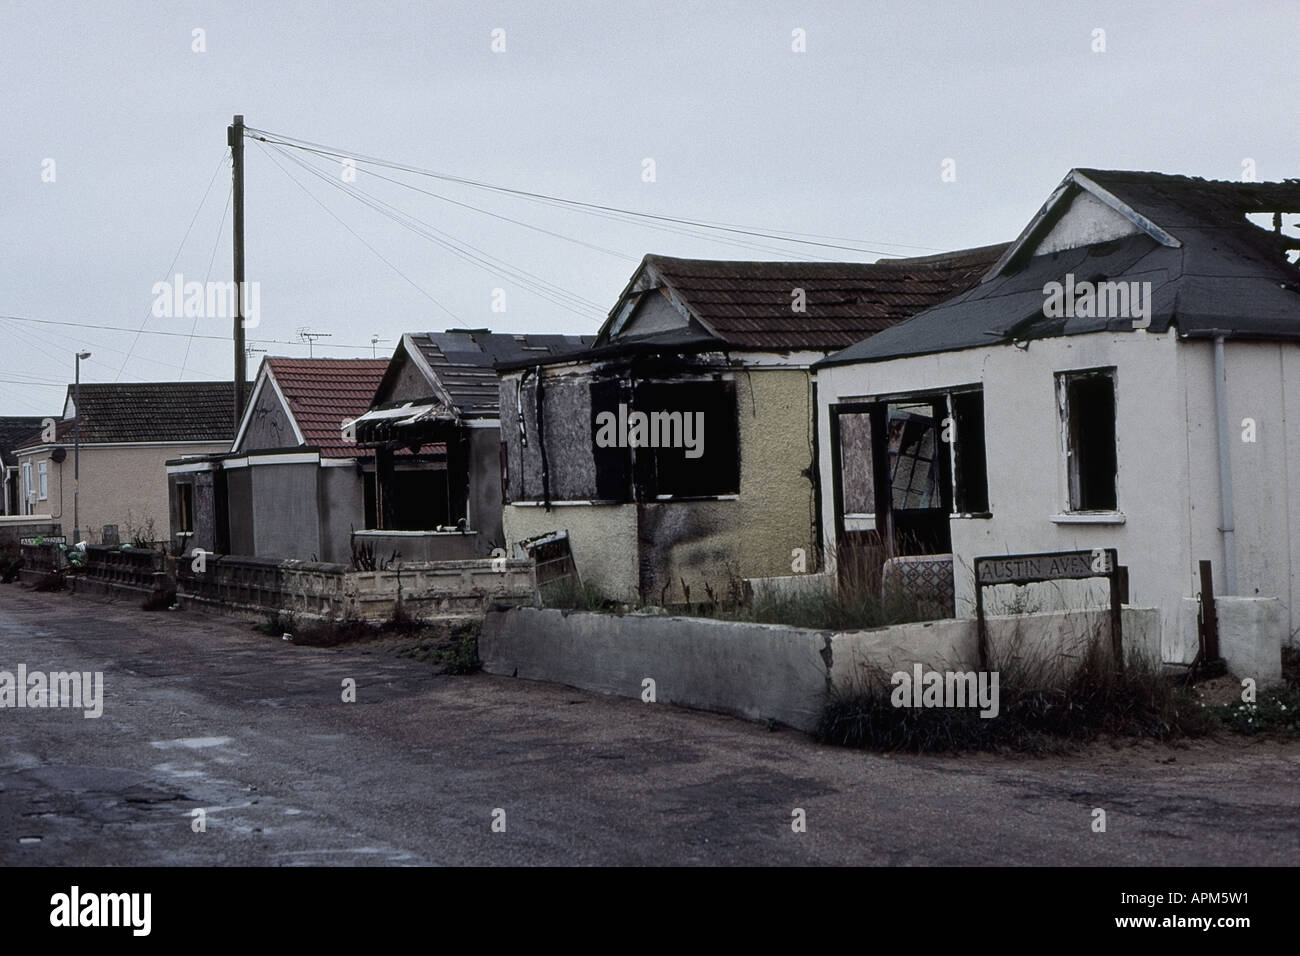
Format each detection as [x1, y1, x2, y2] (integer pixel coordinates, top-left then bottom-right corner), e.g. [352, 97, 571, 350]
[590, 379, 631, 500]
[837, 411, 875, 515]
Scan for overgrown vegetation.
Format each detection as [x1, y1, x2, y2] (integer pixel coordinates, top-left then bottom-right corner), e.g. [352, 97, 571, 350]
[1200, 646, 1300, 737]
[539, 576, 609, 611]
[817, 629, 1218, 755]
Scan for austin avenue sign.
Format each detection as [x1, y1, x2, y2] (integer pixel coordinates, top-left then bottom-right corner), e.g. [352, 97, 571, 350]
[973, 548, 1123, 670]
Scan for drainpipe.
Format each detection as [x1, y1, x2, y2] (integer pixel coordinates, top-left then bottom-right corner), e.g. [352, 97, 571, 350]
[1212, 335, 1236, 594]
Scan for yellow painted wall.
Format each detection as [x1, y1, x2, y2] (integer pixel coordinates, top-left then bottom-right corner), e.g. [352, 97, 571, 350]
[504, 503, 639, 599]
[503, 367, 817, 603]
[17, 443, 227, 543]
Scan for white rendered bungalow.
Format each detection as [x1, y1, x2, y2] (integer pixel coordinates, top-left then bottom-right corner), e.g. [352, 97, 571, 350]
[814, 169, 1300, 674]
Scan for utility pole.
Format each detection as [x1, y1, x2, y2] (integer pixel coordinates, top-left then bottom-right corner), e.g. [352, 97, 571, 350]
[73, 350, 90, 544]
[228, 114, 246, 428]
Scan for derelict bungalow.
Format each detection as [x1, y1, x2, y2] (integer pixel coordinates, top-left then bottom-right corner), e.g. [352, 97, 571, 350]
[498, 248, 1006, 604]
[343, 330, 591, 562]
[165, 357, 389, 564]
[814, 168, 1300, 667]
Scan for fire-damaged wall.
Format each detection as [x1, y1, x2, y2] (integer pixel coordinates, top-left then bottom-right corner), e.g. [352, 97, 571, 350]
[500, 359, 818, 602]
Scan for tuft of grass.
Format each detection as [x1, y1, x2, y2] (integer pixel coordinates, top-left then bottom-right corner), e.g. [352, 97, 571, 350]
[539, 577, 607, 611]
[817, 631, 1218, 754]
[433, 620, 482, 675]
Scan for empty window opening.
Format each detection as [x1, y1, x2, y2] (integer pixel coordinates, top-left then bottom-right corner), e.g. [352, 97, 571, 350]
[1059, 370, 1118, 511]
[177, 482, 194, 534]
[950, 391, 989, 513]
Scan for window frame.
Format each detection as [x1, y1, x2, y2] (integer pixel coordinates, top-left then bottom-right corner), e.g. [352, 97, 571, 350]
[1056, 367, 1120, 515]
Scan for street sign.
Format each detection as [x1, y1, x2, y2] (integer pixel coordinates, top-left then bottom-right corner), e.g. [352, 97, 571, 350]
[973, 548, 1123, 671]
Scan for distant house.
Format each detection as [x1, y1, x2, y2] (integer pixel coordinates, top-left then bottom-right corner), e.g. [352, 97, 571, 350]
[13, 383, 234, 544]
[497, 248, 1006, 603]
[344, 330, 592, 563]
[0, 416, 48, 516]
[814, 168, 1300, 660]
[165, 357, 387, 564]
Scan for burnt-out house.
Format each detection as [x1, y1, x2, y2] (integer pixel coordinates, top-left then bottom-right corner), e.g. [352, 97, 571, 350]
[344, 330, 591, 562]
[815, 168, 1300, 662]
[498, 248, 1007, 603]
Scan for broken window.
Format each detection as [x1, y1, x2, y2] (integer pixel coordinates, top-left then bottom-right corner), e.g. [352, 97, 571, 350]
[950, 390, 989, 514]
[888, 402, 942, 510]
[631, 380, 739, 498]
[1059, 369, 1118, 511]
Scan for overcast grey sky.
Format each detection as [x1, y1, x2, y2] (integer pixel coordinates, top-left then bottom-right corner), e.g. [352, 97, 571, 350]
[2, 0, 1296, 414]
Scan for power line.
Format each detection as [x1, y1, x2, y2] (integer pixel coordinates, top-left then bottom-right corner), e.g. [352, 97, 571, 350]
[115, 150, 231, 381]
[180, 180, 234, 379]
[265, 141, 607, 313]
[262, 141, 606, 319]
[0, 313, 377, 352]
[254, 141, 463, 324]
[246, 125, 940, 257]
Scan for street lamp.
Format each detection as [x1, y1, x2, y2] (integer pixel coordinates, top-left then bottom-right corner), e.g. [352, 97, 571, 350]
[73, 351, 90, 544]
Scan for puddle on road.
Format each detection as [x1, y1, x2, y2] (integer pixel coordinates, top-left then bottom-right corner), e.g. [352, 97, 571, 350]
[150, 737, 233, 750]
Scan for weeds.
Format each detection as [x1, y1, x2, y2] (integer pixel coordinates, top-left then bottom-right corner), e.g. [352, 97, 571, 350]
[817, 630, 1217, 754]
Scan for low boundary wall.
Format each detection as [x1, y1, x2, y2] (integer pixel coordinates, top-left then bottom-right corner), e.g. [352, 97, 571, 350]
[481, 605, 1162, 733]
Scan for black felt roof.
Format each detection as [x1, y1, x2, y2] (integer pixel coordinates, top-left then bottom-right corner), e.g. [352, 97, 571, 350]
[819, 169, 1300, 366]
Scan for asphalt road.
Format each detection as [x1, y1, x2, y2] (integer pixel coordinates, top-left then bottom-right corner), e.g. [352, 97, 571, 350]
[0, 587, 1296, 866]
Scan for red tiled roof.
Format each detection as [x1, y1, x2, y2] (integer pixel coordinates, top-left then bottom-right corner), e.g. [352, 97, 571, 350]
[265, 358, 389, 458]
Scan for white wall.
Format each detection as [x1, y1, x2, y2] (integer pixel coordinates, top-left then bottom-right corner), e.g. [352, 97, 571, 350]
[815, 328, 1298, 660]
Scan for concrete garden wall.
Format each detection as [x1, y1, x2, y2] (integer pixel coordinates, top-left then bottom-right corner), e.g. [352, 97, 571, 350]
[481, 605, 1161, 732]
